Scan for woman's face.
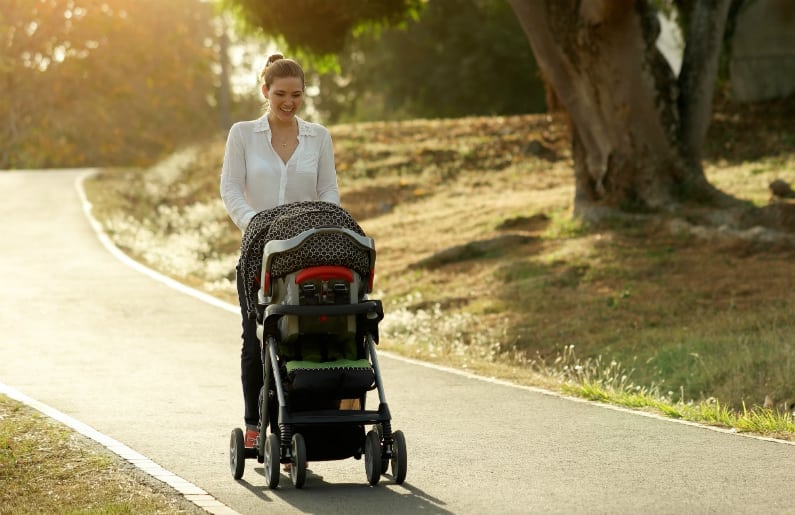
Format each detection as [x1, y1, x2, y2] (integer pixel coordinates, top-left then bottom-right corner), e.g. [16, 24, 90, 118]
[263, 76, 304, 123]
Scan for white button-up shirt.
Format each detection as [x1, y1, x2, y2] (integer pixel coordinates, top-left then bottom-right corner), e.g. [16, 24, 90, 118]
[220, 115, 340, 232]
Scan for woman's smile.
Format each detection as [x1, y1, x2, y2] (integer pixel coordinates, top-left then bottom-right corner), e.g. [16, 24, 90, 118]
[264, 76, 304, 123]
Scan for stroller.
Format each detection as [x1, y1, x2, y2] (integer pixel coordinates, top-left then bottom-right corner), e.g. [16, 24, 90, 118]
[229, 201, 407, 488]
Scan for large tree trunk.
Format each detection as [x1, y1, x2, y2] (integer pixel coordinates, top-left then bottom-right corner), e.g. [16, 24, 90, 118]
[508, 0, 734, 220]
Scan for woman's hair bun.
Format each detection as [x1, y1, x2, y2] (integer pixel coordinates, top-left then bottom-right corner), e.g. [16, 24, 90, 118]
[266, 53, 285, 67]
[259, 52, 303, 89]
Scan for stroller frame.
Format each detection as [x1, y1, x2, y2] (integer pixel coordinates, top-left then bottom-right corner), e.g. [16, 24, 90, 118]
[230, 225, 407, 489]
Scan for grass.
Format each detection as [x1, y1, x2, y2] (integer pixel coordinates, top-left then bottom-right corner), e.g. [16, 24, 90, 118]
[0, 395, 204, 514]
[547, 345, 795, 440]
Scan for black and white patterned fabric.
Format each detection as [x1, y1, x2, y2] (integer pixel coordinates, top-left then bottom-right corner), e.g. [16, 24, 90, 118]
[238, 201, 370, 319]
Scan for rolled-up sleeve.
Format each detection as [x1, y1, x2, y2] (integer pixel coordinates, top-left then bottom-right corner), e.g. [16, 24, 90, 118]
[220, 123, 257, 231]
[316, 130, 340, 205]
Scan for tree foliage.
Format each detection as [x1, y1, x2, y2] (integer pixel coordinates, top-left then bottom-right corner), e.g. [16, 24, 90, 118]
[311, 0, 547, 123]
[217, 0, 425, 55]
[1, 0, 221, 169]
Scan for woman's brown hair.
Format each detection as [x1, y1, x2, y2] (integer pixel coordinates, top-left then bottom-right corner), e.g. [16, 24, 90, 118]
[259, 53, 305, 89]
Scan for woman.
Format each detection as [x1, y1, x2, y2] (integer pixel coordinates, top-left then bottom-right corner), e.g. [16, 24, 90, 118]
[220, 53, 340, 448]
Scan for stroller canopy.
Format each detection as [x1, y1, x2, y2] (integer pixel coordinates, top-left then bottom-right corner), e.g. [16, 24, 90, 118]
[238, 201, 371, 319]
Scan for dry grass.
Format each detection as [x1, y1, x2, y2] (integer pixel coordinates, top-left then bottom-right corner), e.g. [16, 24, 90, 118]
[0, 395, 204, 514]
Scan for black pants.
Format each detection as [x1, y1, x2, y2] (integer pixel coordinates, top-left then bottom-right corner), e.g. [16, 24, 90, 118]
[237, 265, 262, 427]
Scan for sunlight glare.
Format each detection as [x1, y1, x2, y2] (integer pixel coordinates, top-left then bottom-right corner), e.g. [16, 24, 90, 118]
[53, 45, 66, 63]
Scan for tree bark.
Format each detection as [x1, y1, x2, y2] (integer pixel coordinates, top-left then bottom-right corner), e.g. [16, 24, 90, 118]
[677, 0, 732, 165]
[507, 0, 734, 219]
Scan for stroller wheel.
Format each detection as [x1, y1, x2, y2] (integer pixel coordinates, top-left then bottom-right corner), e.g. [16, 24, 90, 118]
[263, 433, 281, 489]
[229, 428, 245, 480]
[374, 424, 389, 474]
[364, 429, 382, 486]
[391, 430, 407, 484]
[290, 433, 307, 489]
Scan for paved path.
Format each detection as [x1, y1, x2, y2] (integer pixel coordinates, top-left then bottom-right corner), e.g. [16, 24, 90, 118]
[1, 169, 794, 514]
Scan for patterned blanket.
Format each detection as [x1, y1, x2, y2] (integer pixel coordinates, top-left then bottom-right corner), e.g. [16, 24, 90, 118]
[238, 201, 370, 319]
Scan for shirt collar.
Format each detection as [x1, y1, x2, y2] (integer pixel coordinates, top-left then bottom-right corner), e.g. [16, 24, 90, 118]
[253, 114, 315, 137]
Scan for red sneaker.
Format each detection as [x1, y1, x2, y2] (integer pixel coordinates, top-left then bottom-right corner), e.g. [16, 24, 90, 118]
[244, 426, 258, 448]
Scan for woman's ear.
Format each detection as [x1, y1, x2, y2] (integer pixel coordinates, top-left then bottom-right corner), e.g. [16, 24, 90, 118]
[261, 84, 268, 98]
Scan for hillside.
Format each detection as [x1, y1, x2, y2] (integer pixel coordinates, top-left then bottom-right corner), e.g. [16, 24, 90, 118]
[84, 100, 795, 435]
